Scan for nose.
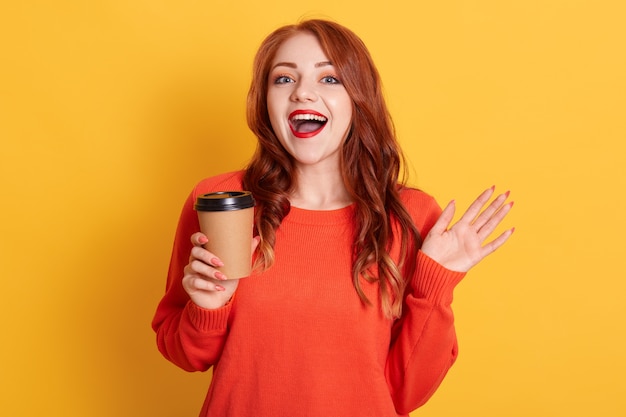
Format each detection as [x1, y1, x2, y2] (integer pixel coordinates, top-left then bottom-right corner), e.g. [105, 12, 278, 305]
[290, 80, 318, 102]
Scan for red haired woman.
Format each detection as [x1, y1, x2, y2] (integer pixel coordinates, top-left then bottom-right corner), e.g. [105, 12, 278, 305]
[153, 19, 514, 417]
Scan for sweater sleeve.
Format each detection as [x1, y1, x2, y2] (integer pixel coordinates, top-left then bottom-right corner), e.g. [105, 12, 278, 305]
[385, 251, 465, 414]
[385, 190, 466, 414]
[151, 188, 232, 372]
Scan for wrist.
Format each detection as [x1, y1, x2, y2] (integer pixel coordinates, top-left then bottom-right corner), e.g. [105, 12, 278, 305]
[185, 295, 235, 332]
[191, 291, 235, 310]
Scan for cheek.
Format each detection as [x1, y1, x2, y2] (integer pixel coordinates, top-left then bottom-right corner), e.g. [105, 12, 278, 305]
[266, 96, 283, 130]
[332, 97, 353, 131]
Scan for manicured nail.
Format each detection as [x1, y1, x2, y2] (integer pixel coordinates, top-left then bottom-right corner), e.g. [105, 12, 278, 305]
[510, 227, 516, 234]
[211, 257, 224, 267]
[508, 201, 515, 208]
[504, 190, 511, 198]
[490, 185, 496, 191]
[215, 271, 227, 281]
[215, 285, 225, 291]
[199, 236, 208, 244]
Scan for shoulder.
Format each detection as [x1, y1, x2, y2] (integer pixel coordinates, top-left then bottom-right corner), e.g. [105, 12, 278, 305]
[398, 186, 442, 238]
[399, 186, 439, 212]
[192, 170, 245, 199]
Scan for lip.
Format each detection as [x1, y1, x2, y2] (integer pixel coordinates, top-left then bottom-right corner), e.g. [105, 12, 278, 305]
[288, 109, 327, 139]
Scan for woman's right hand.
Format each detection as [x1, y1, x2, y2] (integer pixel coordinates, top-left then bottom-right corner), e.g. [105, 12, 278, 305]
[182, 232, 258, 310]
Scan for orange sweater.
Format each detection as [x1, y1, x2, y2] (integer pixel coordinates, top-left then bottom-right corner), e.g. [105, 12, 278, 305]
[152, 171, 465, 417]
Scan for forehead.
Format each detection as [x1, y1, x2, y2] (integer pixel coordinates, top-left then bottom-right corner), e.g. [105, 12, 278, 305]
[271, 32, 330, 66]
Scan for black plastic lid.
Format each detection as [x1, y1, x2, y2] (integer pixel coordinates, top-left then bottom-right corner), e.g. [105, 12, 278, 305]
[194, 191, 255, 212]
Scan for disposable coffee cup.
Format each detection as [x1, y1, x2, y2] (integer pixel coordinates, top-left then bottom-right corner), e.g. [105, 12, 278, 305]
[194, 191, 256, 279]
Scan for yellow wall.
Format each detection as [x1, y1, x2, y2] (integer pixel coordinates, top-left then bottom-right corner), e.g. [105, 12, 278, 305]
[1, 1, 624, 415]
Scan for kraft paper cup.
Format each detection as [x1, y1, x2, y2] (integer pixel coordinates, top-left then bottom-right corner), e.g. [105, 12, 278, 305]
[194, 191, 255, 279]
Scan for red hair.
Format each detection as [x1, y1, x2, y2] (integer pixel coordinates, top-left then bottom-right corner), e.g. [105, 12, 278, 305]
[244, 19, 421, 318]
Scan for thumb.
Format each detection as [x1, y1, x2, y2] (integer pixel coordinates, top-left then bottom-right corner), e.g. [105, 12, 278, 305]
[251, 235, 261, 251]
[429, 200, 456, 236]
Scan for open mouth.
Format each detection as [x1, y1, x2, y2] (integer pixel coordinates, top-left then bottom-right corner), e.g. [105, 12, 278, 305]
[289, 110, 327, 138]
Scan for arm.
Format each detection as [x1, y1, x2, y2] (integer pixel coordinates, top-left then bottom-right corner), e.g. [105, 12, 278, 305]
[151, 191, 234, 372]
[387, 187, 514, 413]
[386, 251, 464, 413]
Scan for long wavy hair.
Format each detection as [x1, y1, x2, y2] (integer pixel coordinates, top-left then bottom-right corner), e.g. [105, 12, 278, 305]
[243, 19, 421, 319]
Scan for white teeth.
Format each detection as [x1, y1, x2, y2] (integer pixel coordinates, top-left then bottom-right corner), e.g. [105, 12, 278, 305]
[290, 114, 327, 122]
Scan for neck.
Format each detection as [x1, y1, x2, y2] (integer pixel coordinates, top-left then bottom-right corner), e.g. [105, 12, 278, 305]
[289, 166, 352, 210]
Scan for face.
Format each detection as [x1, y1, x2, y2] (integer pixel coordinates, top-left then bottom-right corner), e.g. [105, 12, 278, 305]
[267, 32, 353, 171]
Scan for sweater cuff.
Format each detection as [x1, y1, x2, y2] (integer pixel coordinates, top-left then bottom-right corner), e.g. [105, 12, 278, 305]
[413, 250, 466, 305]
[185, 299, 233, 333]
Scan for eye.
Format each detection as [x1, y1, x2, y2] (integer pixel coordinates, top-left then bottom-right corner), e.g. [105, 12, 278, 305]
[320, 75, 341, 84]
[273, 74, 294, 84]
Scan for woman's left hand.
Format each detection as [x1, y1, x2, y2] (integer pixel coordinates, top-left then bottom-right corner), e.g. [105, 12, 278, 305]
[421, 186, 515, 272]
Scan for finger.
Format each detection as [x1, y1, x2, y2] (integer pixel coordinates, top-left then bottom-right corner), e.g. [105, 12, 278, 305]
[477, 201, 514, 241]
[191, 232, 209, 247]
[186, 275, 226, 292]
[480, 227, 515, 257]
[189, 245, 224, 268]
[188, 258, 228, 280]
[473, 191, 510, 229]
[429, 200, 456, 236]
[458, 186, 495, 224]
[251, 235, 261, 252]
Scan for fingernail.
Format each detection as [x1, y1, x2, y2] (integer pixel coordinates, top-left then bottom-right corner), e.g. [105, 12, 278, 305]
[199, 236, 208, 244]
[215, 271, 227, 281]
[509, 201, 515, 208]
[490, 185, 496, 191]
[215, 285, 225, 291]
[504, 190, 511, 198]
[510, 227, 516, 234]
[211, 257, 224, 267]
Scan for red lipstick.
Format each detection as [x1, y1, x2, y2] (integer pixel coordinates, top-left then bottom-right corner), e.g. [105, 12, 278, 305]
[288, 110, 328, 139]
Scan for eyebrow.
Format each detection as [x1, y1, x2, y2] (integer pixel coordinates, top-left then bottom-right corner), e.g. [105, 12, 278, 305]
[272, 61, 333, 69]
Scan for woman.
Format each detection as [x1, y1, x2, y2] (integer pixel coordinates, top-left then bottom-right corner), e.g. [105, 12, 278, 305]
[152, 19, 514, 417]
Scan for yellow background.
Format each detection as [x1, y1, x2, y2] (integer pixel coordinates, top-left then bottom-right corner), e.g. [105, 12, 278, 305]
[1, 1, 624, 416]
